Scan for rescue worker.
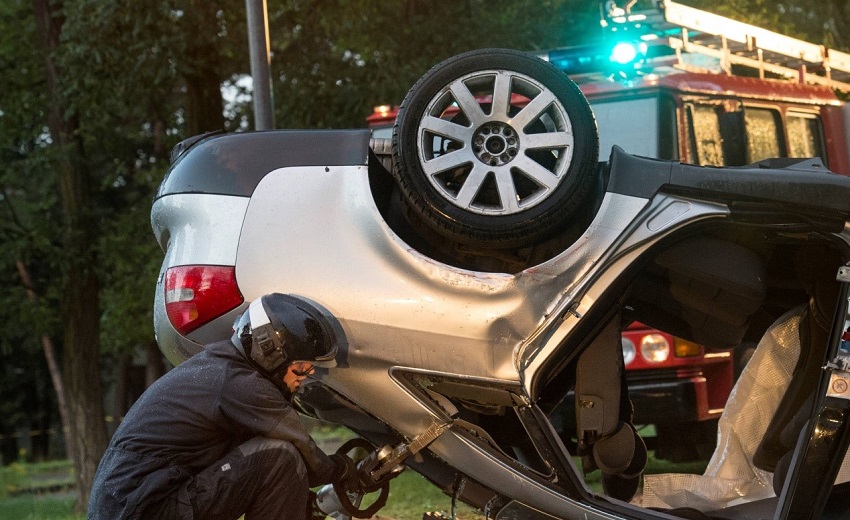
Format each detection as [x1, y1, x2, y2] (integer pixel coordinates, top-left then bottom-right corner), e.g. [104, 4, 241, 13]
[88, 293, 360, 520]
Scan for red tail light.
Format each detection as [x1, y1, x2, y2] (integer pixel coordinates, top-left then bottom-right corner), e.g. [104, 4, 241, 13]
[164, 265, 244, 335]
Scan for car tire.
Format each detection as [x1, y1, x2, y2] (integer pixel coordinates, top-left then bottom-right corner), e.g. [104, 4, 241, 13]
[392, 48, 599, 248]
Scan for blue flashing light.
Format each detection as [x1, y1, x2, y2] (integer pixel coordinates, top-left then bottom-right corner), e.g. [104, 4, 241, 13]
[609, 41, 648, 66]
[544, 40, 652, 76]
[610, 42, 638, 64]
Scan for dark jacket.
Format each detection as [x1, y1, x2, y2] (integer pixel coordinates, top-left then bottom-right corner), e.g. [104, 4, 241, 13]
[88, 340, 337, 519]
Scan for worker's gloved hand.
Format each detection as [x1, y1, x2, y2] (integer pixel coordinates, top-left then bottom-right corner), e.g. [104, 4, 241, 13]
[330, 453, 363, 494]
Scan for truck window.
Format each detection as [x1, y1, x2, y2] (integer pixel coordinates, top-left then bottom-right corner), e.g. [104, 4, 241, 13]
[786, 111, 824, 159]
[745, 107, 783, 163]
[686, 103, 724, 166]
[592, 97, 660, 159]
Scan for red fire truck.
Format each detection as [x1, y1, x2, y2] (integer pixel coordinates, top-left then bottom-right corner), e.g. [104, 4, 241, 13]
[366, 0, 850, 460]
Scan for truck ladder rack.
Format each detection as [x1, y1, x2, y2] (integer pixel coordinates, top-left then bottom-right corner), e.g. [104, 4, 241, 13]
[603, 0, 850, 92]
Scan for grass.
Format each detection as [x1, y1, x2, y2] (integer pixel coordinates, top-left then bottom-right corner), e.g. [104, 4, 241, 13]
[0, 461, 82, 520]
[0, 461, 76, 499]
[0, 464, 477, 520]
[0, 426, 708, 520]
[0, 494, 84, 520]
[0, 458, 708, 520]
[375, 470, 484, 520]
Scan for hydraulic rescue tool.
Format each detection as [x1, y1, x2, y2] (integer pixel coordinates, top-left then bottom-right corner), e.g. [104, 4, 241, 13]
[315, 420, 452, 519]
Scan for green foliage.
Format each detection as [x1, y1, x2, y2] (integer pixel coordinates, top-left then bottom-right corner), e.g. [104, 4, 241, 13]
[96, 177, 164, 353]
[263, 0, 597, 130]
[0, 0, 63, 356]
[682, 0, 850, 51]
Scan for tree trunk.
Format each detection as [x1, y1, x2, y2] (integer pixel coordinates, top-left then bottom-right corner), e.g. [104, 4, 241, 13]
[62, 267, 108, 510]
[184, 2, 226, 135]
[185, 64, 226, 135]
[15, 260, 75, 462]
[32, 0, 108, 511]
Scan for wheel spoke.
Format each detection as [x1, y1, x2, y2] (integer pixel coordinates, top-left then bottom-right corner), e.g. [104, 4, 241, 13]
[454, 165, 490, 208]
[512, 156, 560, 189]
[494, 168, 520, 213]
[522, 131, 572, 150]
[510, 90, 557, 131]
[490, 72, 512, 119]
[422, 148, 475, 176]
[449, 79, 486, 126]
[420, 115, 472, 142]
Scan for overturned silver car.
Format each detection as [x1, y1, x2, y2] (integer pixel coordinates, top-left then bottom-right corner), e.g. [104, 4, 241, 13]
[152, 49, 850, 519]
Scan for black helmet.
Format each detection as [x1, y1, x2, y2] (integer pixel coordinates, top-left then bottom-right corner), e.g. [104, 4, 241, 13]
[231, 293, 338, 377]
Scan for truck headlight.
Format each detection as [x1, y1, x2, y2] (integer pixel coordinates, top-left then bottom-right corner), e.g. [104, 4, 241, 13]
[640, 334, 670, 363]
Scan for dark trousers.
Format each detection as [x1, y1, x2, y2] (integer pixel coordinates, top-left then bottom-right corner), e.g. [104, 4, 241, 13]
[143, 437, 310, 520]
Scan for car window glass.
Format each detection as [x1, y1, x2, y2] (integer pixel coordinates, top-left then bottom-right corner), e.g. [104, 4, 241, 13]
[591, 97, 659, 159]
[745, 107, 783, 163]
[685, 103, 724, 166]
[786, 112, 824, 159]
